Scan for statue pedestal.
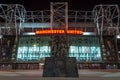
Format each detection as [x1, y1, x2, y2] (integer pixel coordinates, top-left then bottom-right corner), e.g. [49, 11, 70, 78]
[43, 57, 79, 77]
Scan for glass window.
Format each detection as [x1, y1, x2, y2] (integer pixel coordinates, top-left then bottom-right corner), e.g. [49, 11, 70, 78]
[69, 36, 102, 62]
[17, 36, 50, 61]
[69, 46, 102, 62]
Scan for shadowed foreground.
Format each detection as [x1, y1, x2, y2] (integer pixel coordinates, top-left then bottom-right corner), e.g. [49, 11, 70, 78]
[0, 69, 120, 80]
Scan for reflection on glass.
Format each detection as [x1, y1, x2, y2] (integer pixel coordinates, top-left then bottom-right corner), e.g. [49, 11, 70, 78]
[17, 36, 102, 62]
[17, 46, 50, 61]
[69, 36, 102, 62]
[17, 36, 51, 61]
[69, 46, 102, 62]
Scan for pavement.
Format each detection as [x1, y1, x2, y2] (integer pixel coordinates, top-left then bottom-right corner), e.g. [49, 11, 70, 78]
[0, 69, 120, 80]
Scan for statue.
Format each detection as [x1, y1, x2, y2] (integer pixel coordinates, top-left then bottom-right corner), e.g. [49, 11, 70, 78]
[51, 35, 69, 57]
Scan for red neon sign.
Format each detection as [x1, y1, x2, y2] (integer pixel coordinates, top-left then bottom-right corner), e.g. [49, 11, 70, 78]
[36, 30, 83, 35]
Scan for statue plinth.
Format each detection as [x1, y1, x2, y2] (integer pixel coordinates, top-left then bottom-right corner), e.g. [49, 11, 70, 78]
[43, 57, 79, 77]
[43, 35, 78, 77]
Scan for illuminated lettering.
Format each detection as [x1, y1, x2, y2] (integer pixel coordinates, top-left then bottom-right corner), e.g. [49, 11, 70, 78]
[35, 30, 83, 35]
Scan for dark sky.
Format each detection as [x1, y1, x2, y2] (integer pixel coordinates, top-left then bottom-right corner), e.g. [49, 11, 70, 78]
[0, 0, 120, 11]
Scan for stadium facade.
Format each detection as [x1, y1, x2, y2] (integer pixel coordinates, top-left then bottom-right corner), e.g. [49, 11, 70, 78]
[0, 2, 120, 70]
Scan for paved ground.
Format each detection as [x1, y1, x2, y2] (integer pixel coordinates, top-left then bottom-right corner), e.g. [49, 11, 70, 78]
[0, 69, 120, 80]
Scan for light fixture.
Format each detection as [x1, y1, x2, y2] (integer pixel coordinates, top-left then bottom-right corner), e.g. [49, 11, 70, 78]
[23, 32, 35, 35]
[83, 32, 96, 35]
[118, 51, 120, 53]
[0, 35, 2, 39]
[116, 34, 120, 39]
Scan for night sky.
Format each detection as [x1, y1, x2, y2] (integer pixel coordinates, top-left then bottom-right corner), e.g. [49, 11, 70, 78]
[0, 0, 120, 11]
